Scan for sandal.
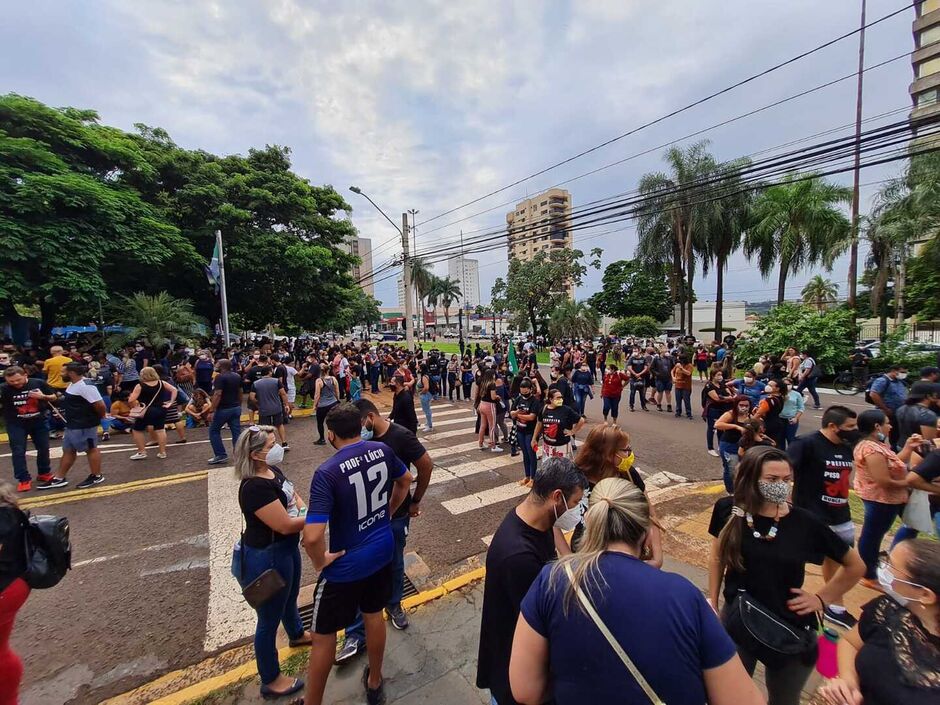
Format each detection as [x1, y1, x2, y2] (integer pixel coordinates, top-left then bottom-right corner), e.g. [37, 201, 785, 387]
[260, 678, 304, 700]
[289, 633, 313, 647]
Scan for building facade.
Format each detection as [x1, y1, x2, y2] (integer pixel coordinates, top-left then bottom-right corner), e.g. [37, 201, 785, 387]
[506, 188, 572, 262]
[911, 0, 940, 123]
[447, 256, 481, 308]
[341, 237, 375, 297]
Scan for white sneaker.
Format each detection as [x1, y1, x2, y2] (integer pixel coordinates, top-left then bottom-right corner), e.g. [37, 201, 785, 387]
[491, 446, 503, 452]
[130, 452, 147, 460]
[707, 449, 720, 458]
[157, 452, 167, 459]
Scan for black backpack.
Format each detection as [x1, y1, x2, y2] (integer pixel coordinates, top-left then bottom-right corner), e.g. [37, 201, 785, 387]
[21, 510, 72, 589]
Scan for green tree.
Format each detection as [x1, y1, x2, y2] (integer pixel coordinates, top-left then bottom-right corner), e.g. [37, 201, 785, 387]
[504, 248, 601, 334]
[744, 175, 852, 305]
[435, 276, 462, 331]
[735, 303, 853, 373]
[106, 292, 206, 351]
[548, 300, 600, 340]
[588, 260, 672, 322]
[905, 238, 940, 319]
[410, 257, 434, 339]
[698, 158, 752, 336]
[634, 141, 719, 333]
[335, 288, 381, 333]
[801, 275, 839, 312]
[609, 315, 661, 338]
[490, 278, 509, 337]
[0, 95, 200, 333]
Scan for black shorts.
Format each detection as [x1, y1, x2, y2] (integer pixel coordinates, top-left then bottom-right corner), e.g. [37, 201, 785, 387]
[133, 406, 166, 432]
[259, 412, 284, 426]
[309, 562, 393, 635]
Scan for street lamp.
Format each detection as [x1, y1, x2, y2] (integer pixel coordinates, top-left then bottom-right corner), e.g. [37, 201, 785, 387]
[349, 186, 414, 352]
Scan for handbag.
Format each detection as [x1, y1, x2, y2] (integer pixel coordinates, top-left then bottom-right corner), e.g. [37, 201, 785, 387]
[564, 563, 665, 705]
[902, 490, 937, 535]
[724, 590, 817, 667]
[129, 384, 160, 419]
[233, 483, 286, 609]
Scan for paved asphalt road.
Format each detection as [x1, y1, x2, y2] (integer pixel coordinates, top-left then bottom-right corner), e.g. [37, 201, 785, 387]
[4, 383, 873, 704]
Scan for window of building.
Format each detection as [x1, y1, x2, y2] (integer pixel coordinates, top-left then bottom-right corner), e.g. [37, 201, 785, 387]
[922, 0, 940, 16]
[540, 200, 547, 206]
[918, 55, 940, 78]
[917, 87, 940, 106]
[919, 23, 940, 47]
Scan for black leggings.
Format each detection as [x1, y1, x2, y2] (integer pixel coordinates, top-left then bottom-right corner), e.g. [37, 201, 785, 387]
[462, 382, 472, 400]
[316, 403, 337, 440]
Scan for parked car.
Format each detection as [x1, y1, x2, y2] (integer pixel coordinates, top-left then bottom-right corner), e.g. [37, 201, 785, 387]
[382, 331, 405, 341]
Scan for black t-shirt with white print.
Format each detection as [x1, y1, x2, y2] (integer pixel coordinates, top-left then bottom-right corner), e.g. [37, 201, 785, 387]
[788, 431, 854, 526]
[539, 404, 579, 446]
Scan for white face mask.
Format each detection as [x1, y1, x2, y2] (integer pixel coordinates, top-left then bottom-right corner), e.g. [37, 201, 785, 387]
[553, 494, 582, 532]
[897, 372, 908, 380]
[265, 443, 285, 466]
[877, 564, 925, 607]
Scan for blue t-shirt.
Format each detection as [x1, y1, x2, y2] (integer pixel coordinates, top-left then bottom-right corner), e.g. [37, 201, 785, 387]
[520, 552, 736, 705]
[869, 375, 907, 411]
[306, 440, 407, 582]
[733, 378, 764, 406]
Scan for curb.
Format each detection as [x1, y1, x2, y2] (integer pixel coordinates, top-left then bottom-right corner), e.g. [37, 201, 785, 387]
[108, 566, 487, 705]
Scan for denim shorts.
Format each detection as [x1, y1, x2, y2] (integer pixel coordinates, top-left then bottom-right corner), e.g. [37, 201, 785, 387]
[655, 379, 673, 392]
[62, 427, 98, 452]
[828, 520, 856, 548]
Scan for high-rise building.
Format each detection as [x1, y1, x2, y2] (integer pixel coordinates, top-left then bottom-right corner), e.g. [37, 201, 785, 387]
[911, 1, 940, 124]
[447, 257, 480, 308]
[396, 277, 406, 309]
[341, 237, 374, 296]
[506, 188, 572, 262]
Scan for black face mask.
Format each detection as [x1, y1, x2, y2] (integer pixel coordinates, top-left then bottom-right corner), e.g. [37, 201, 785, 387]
[837, 428, 863, 446]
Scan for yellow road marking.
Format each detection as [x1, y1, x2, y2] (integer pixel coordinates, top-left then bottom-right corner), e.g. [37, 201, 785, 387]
[20, 470, 209, 509]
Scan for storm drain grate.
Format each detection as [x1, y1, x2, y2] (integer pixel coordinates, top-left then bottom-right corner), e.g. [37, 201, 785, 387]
[299, 575, 418, 630]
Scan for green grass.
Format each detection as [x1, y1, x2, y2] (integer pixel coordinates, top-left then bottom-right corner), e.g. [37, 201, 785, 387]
[426, 341, 551, 365]
[184, 651, 310, 705]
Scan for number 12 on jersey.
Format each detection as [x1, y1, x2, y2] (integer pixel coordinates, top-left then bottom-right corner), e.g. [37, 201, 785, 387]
[348, 461, 389, 521]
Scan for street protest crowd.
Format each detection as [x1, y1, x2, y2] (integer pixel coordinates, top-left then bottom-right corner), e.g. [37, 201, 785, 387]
[0, 331, 938, 705]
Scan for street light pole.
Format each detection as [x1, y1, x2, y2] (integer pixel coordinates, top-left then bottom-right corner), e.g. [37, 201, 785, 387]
[408, 209, 420, 341]
[458, 229, 464, 344]
[348, 186, 414, 352]
[846, 0, 866, 328]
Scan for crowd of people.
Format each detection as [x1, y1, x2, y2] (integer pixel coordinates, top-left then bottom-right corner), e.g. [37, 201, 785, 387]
[1, 331, 939, 705]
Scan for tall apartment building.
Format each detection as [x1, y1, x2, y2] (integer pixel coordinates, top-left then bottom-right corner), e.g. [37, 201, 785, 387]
[341, 237, 375, 296]
[396, 277, 406, 309]
[506, 188, 572, 262]
[912, 0, 940, 126]
[447, 256, 480, 308]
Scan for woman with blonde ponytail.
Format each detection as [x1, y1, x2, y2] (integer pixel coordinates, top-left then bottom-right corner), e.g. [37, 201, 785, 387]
[510, 477, 762, 705]
[707, 446, 865, 705]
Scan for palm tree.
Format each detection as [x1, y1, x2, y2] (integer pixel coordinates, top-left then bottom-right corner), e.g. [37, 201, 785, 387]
[634, 141, 719, 333]
[745, 175, 852, 305]
[698, 157, 752, 337]
[548, 300, 600, 341]
[410, 257, 433, 339]
[425, 275, 444, 335]
[106, 292, 206, 351]
[801, 275, 839, 312]
[435, 276, 462, 332]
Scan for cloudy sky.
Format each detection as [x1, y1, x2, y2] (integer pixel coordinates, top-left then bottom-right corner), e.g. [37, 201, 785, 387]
[1, 1, 917, 309]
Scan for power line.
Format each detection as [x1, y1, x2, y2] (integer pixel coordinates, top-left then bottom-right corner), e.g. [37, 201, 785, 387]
[415, 1, 915, 227]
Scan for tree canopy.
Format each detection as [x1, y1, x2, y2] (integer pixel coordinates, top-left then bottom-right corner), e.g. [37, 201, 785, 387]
[0, 94, 361, 338]
[588, 259, 672, 322]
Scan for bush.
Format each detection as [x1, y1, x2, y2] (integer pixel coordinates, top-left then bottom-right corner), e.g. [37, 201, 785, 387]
[735, 304, 853, 374]
[610, 315, 661, 338]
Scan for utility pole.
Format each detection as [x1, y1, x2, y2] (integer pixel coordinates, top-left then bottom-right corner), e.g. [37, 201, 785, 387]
[458, 229, 464, 343]
[216, 229, 231, 345]
[402, 213, 415, 352]
[846, 0, 866, 331]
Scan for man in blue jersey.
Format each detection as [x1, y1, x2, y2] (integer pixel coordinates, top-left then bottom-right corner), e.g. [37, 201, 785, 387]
[303, 403, 412, 705]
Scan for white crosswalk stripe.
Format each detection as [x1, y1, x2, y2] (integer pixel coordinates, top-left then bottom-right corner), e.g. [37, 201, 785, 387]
[424, 415, 479, 429]
[422, 408, 473, 420]
[422, 427, 480, 441]
[427, 441, 487, 460]
[429, 454, 518, 486]
[442, 482, 529, 515]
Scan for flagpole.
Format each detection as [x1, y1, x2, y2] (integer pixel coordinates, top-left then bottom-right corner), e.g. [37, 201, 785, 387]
[216, 230, 230, 345]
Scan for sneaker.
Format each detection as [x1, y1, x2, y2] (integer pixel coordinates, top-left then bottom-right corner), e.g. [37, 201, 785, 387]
[491, 446, 503, 452]
[362, 665, 387, 705]
[51, 431, 63, 439]
[387, 605, 409, 630]
[37, 477, 68, 490]
[175, 438, 187, 444]
[282, 443, 290, 452]
[76, 474, 105, 489]
[130, 452, 148, 460]
[707, 449, 720, 458]
[666, 405, 673, 413]
[823, 606, 858, 630]
[207, 455, 229, 465]
[146, 441, 158, 448]
[157, 452, 167, 459]
[101, 432, 110, 442]
[16, 481, 31, 492]
[315, 439, 326, 446]
[37, 473, 54, 483]
[335, 637, 365, 665]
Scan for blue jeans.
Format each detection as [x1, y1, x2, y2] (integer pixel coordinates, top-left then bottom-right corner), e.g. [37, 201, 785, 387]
[706, 408, 724, 450]
[859, 500, 905, 579]
[893, 511, 940, 546]
[629, 383, 647, 410]
[431, 375, 441, 400]
[602, 395, 621, 420]
[100, 395, 112, 433]
[518, 430, 537, 478]
[783, 419, 799, 448]
[797, 378, 820, 407]
[573, 385, 591, 416]
[210, 405, 242, 458]
[369, 365, 380, 393]
[232, 538, 305, 685]
[345, 516, 410, 643]
[419, 392, 433, 428]
[719, 441, 740, 494]
[7, 418, 51, 482]
[674, 388, 692, 417]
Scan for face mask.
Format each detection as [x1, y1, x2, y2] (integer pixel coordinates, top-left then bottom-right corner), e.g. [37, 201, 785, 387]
[521, 388, 531, 397]
[876, 431, 886, 443]
[757, 480, 791, 504]
[745, 377, 754, 384]
[738, 406, 750, 415]
[617, 452, 636, 473]
[265, 443, 285, 466]
[877, 564, 925, 607]
[764, 385, 774, 394]
[327, 432, 337, 450]
[360, 423, 374, 441]
[551, 399, 563, 408]
[553, 495, 582, 532]
[897, 373, 908, 380]
[837, 428, 863, 446]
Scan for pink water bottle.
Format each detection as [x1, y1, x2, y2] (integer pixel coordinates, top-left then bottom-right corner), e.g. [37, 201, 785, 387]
[816, 626, 839, 678]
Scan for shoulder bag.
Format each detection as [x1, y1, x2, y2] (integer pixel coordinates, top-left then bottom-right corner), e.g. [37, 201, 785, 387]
[564, 562, 665, 705]
[129, 383, 160, 420]
[232, 482, 286, 609]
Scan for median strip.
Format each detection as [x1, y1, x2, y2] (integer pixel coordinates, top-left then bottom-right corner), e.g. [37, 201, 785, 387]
[19, 469, 213, 509]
